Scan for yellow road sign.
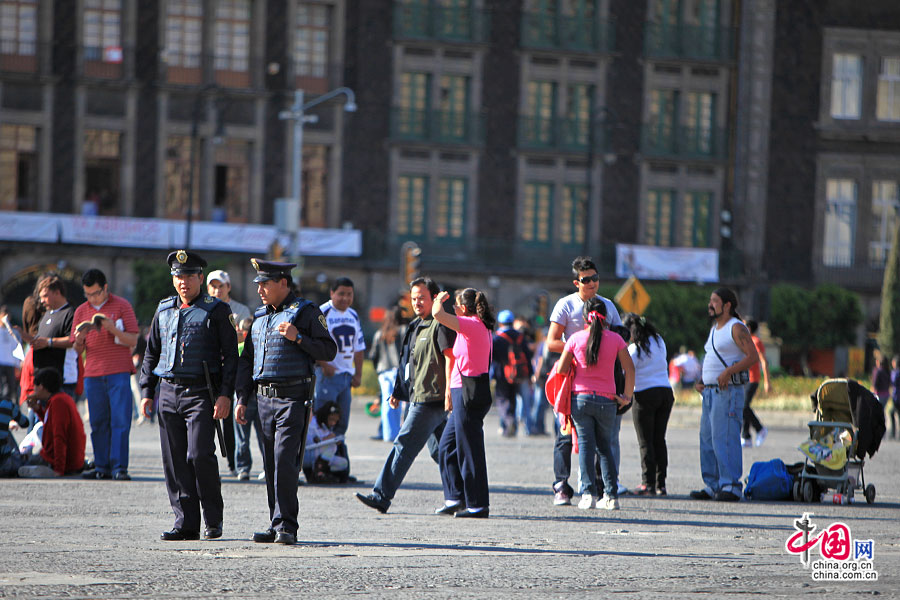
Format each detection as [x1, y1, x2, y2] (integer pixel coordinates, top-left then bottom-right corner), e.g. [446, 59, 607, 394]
[615, 275, 650, 315]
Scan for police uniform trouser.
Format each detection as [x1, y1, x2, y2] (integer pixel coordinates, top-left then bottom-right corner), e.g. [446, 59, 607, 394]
[257, 387, 309, 536]
[157, 380, 223, 532]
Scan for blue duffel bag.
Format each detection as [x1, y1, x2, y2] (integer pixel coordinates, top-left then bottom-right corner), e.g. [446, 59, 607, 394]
[744, 458, 793, 500]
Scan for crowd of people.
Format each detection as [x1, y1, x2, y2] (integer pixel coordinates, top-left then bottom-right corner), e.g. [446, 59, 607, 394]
[2, 250, 895, 541]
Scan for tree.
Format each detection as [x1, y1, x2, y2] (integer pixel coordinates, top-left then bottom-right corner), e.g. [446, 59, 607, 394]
[878, 220, 900, 357]
[810, 284, 863, 348]
[768, 284, 814, 353]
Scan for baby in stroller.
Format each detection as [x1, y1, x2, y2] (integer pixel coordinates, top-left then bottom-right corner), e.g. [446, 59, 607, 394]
[794, 379, 884, 504]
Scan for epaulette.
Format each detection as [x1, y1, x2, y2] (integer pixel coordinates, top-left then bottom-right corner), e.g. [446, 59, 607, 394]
[157, 296, 178, 311]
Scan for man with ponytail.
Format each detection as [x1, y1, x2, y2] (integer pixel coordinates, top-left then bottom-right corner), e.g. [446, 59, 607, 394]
[690, 287, 759, 502]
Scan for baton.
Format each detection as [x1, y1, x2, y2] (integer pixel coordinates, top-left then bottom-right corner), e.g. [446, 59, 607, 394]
[296, 375, 317, 473]
[202, 360, 227, 458]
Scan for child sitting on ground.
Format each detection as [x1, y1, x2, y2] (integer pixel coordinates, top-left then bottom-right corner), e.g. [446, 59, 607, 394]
[303, 401, 349, 483]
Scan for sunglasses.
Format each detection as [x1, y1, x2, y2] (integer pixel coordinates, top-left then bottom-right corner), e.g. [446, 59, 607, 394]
[577, 274, 600, 284]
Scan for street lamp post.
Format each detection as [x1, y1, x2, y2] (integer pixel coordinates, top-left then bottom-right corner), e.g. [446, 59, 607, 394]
[278, 87, 356, 269]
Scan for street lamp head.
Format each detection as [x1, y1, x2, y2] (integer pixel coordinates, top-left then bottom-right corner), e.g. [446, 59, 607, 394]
[344, 100, 357, 113]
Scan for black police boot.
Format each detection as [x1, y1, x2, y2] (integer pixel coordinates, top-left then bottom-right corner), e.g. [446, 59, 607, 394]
[252, 528, 276, 543]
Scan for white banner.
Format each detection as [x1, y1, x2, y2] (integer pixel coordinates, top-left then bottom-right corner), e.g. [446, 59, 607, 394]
[171, 222, 278, 254]
[59, 215, 171, 248]
[0, 211, 59, 242]
[616, 244, 719, 282]
[278, 228, 363, 257]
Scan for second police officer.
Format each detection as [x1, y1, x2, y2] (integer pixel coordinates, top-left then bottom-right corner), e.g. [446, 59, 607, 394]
[235, 259, 337, 545]
[140, 250, 238, 541]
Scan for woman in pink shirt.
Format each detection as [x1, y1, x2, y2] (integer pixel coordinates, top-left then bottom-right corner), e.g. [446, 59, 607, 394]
[557, 298, 634, 511]
[432, 288, 495, 518]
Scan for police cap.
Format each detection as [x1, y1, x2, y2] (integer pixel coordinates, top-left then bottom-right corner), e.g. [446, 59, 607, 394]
[167, 250, 207, 275]
[251, 258, 296, 283]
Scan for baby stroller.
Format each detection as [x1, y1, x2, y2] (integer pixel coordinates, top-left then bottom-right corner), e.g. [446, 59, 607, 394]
[793, 378, 883, 504]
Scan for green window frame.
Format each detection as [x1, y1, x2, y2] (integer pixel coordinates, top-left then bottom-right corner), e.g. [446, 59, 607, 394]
[565, 83, 594, 149]
[648, 89, 679, 152]
[684, 91, 716, 155]
[398, 72, 431, 137]
[437, 0, 472, 40]
[681, 191, 712, 247]
[435, 177, 467, 241]
[396, 174, 428, 238]
[560, 184, 587, 246]
[645, 189, 676, 246]
[524, 80, 557, 146]
[521, 182, 554, 246]
[438, 74, 470, 141]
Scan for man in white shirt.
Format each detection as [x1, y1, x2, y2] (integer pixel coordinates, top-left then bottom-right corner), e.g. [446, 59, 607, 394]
[545, 256, 623, 506]
[314, 277, 366, 442]
[207, 270, 252, 325]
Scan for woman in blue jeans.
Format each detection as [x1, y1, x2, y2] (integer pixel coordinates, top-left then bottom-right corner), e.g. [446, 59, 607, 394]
[556, 298, 634, 510]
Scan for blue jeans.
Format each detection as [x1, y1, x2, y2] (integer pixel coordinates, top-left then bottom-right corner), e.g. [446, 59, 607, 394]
[234, 392, 264, 474]
[84, 372, 132, 475]
[699, 385, 744, 495]
[571, 393, 618, 498]
[314, 369, 353, 436]
[373, 402, 447, 503]
[516, 380, 535, 434]
[378, 368, 402, 441]
[530, 383, 549, 435]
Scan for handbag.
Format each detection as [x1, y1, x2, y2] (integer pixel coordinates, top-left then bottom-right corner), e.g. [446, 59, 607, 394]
[708, 325, 749, 385]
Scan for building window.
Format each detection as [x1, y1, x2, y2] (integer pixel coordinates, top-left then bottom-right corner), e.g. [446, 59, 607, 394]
[166, 0, 202, 69]
[214, 0, 250, 84]
[521, 182, 553, 245]
[684, 92, 715, 154]
[523, 81, 557, 146]
[831, 53, 862, 120]
[294, 2, 329, 89]
[0, 0, 36, 57]
[302, 144, 328, 227]
[0, 123, 37, 211]
[212, 139, 250, 223]
[396, 175, 428, 238]
[83, 129, 121, 215]
[870, 180, 899, 266]
[645, 189, 675, 246]
[435, 177, 466, 241]
[164, 135, 200, 219]
[397, 72, 431, 137]
[682, 190, 712, 247]
[565, 83, 594, 149]
[823, 178, 857, 267]
[647, 89, 679, 151]
[438, 75, 470, 141]
[560, 184, 586, 246]
[83, 0, 120, 60]
[877, 57, 900, 122]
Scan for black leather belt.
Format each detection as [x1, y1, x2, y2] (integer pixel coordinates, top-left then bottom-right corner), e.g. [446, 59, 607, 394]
[164, 377, 205, 386]
[257, 378, 312, 398]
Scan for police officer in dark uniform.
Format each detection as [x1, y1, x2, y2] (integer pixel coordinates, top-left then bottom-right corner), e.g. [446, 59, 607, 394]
[235, 259, 336, 546]
[139, 250, 238, 541]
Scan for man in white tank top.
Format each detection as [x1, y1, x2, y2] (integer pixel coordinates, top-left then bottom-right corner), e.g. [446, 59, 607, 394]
[689, 288, 759, 502]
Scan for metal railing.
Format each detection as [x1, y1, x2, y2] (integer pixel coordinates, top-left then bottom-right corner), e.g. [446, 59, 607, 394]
[393, 1, 491, 43]
[518, 115, 607, 153]
[390, 107, 485, 145]
[521, 12, 615, 53]
[162, 52, 264, 89]
[641, 123, 728, 160]
[0, 39, 42, 75]
[644, 22, 735, 62]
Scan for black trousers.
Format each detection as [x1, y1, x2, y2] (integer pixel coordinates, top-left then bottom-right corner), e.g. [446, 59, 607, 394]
[157, 381, 223, 533]
[257, 388, 310, 536]
[742, 382, 764, 437]
[440, 380, 492, 509]
[494, 379, 517, 433]
[631, 386, 675, 489]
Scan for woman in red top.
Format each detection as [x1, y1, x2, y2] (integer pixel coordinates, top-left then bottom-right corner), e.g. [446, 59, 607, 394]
[557, 298, 634, 510]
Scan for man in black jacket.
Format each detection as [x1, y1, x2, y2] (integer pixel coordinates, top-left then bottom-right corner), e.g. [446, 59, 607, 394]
[356, 277, 455, 514]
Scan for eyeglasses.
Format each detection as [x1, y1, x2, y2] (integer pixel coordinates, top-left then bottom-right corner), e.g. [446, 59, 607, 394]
[577, 274, 600, 284]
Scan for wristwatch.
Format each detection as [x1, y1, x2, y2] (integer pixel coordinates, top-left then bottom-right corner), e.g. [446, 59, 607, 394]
[48, 337, 53, 348]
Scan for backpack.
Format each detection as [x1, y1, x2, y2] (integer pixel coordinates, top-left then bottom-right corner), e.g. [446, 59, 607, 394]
[744, 458, 793, 500]
[498, 331, 529, 384]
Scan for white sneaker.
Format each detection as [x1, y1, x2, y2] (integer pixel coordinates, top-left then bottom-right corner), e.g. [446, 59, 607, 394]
[754, 427, 768, 447]
[257, 472, 266, 481]
[740, 437, 752, 448]
[577, 494, 597, 510]
[601, 496, 620, 510]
